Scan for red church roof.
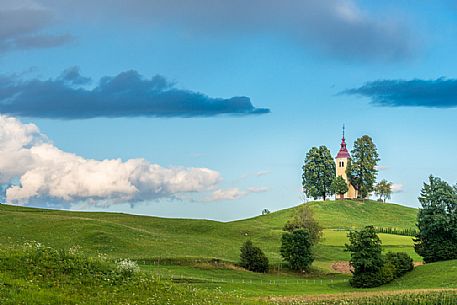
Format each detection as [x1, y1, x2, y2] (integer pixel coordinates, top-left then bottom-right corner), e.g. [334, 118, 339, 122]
[336, 136, 351, 159]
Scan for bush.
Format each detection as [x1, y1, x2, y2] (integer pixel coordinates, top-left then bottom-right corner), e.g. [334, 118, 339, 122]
[349, 270, 386, 288]
[239, 240, 269, 273]
[386, 252, 414, 278]
[280, 229, 314, 272]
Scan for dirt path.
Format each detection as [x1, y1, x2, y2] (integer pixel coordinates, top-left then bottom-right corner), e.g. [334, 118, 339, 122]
[331, 261, 352, 274]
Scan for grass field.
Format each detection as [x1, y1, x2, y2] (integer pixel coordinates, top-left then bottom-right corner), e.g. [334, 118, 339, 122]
[3, 199, 454, 304]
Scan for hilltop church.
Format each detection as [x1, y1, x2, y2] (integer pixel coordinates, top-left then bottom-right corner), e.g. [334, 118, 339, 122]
[335, 129, 358, 199]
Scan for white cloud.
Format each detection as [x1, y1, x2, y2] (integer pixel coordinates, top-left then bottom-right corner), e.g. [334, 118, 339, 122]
[391, 183, 404, 193]
[206, 186, 268, 202]
[255, 171, 271, 177]
[0, 115, 221, 206]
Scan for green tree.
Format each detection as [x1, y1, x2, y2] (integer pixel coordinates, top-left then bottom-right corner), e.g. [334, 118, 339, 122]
[331, 176, 349, 199]
[302, 146, 336, 200]
[385, 252, 413, 278]
[239, 240, 269, 273]
[261, 209, 271, 216]
[283, 205, 323, 245]
[347, 135, 380, 199]
[374, 179, 393, 203]
[280, 229, 314, 272]
[345, 226, 385, 288]
[415, 176, 457, 263]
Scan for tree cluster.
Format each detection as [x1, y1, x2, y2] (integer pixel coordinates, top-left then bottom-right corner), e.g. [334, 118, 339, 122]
[280, 205, 322, 271]
[345, 226, 413, 288]
[302, 135, 380, 200]
[415, 176, 457, 263]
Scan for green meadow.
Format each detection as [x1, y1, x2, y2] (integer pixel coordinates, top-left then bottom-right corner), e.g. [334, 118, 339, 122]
[1, 200, 457, 304]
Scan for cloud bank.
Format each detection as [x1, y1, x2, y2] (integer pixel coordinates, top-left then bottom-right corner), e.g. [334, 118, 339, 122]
[0, 115, 222, 206]
[0, 68, 269, 118]
[342, 78, 457, 108]
[0, 1, 73, 53]
[29, 0, 415, 61]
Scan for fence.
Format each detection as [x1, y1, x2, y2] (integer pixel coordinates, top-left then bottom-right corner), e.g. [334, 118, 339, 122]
[152, 273, 348, 286]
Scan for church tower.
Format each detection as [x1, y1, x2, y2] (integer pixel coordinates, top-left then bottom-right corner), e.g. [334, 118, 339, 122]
[335, 126, 358, 199]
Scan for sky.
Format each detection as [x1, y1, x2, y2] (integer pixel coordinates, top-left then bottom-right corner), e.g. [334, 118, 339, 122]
[1, 0, 456, 221]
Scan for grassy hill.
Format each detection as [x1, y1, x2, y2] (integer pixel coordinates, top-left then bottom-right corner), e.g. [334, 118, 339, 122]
[0, 200, 418, 265]
[2, 200, 457, 304]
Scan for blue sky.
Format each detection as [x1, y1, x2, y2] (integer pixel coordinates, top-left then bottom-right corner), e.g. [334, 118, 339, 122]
[1, 0, 456, 220]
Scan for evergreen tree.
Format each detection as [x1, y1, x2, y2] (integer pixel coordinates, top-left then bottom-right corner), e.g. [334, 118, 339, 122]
[345, 226, 385, 288]
[302, 146, 336, 200]
[415, 176, 457, 263]
[374, 179, 393, 203]
[239, 240, 269, 273]
[331, 176, 349, 199]
[280, 229, 314, 272]
[347, 135, 380, 199]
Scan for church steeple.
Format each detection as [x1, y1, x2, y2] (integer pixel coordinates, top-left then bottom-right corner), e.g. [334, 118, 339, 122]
[336, 125, 350, 159]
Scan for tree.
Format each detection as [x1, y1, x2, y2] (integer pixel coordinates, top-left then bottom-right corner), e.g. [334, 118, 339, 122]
[331, 176, 349, 199]
[261, 209, 271, 216]
[302, 146, 336, 200]
[415, 176, 457, 263]
[374, 179, 393, 203]
[347, 135, 380, 199]
[239, 240, 269, 273]
[345, 226, 385, 288]
[280, 229, 314, 271]
[283, 205, 323, 245]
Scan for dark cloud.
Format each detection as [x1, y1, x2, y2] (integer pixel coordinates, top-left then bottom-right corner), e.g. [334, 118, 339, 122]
[0, 68, 270, 118]
[0, 4, 74, 53]
[342, 78, 457, 108]
[37, 0, 415, 62]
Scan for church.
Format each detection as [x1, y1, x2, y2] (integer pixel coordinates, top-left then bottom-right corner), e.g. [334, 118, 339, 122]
[335, 129, 358, 199]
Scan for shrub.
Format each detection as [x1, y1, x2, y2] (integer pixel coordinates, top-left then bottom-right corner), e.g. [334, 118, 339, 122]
[239, 240, 269, 273]
[386, 252, 414, 278]
[349, 270, 386, 288]
[280, 229, 314, 272]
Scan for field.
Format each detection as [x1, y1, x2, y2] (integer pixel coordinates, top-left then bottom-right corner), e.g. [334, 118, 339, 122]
[1, 200, 457, 304]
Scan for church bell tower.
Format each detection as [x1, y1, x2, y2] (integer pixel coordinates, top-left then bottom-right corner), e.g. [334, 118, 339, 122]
[335, 126, 357, 199]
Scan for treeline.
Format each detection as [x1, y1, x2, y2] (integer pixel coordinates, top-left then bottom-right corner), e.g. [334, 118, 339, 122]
[373, 226, 417, 237]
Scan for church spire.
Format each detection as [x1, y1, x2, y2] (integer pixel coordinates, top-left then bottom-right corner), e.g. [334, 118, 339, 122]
[336, 125, 350, 159]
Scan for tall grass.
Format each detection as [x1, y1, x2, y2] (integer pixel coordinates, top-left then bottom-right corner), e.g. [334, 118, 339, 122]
[272, 290, 457, 305]
[0, 243, 246, 305]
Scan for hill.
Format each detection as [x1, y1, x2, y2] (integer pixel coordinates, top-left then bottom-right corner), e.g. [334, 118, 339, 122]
[0, 200, 418, 265]
[3, 200, 457, 304]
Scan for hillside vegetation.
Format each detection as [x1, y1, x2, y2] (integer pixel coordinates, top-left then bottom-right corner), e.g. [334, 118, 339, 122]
[2, 200, 457, 304]
[0, 200, 417, 265]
